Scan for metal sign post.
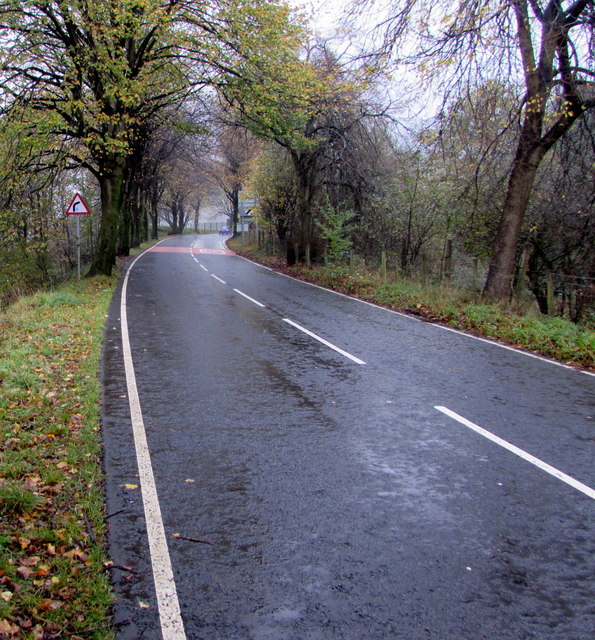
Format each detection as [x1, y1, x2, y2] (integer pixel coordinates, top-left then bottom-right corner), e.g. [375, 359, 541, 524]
[76, 215, 81, 281]
[65, 193, 92, 280]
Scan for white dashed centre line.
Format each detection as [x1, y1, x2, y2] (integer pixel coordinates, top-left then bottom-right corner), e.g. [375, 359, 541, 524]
[211, 274, 226, 284]
[283, 318, 366, 365]
[233, 289, 266, 308]
[436, 406, 595, 500]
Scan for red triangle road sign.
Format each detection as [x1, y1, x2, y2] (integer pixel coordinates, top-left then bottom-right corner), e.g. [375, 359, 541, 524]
[65, 193, 92, 215]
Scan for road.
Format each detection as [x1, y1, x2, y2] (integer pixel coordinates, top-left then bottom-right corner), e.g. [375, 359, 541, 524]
[102, 234, 594, 640]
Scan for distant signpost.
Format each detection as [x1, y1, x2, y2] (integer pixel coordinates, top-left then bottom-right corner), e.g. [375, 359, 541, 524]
[65, 193, 92, 280]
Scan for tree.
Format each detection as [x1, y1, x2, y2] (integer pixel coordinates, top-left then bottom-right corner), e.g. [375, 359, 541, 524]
[0, 0, 192, 274]
[0, 0, 301, 275]
[523, 114, 595, 319]
[224, 41, 382, 264]
[245, 144, 298, 252]
[353, 0, 595, 299]
[204, 121, 259, 235]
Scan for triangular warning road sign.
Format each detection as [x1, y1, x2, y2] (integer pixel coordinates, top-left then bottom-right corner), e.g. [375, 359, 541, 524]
[65, 193, 91, 215]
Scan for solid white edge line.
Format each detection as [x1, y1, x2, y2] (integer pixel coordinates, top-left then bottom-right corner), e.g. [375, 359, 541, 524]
[234, 254, 592, 376]
[233, 289, 266, 308]
[283, 318, 366, 365]
[120, 250, 187, 639]
[211, 274, 226, 284]
[235, 254, 419, 321]
[435, 406, 595, 500]
[432, 323, 590, 374]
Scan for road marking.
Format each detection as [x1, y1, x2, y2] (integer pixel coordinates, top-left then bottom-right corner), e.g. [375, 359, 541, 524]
[211, 274, 226, 284]
[121, 250, 187, 639]
[148, 246, 193, 253]
[233, 289, 266, 308]
[432, 324, 590, 374]
[236, 255, 591, 375]
[192, 247, 235, 255]
[283, 318, 366, 365]
[436, 406, 595, 500]
[200, 264, 208, 272]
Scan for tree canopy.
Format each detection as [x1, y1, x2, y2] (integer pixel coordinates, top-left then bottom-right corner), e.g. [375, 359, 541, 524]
[0, 0, 303, 275]
[352, 0, 595, 298]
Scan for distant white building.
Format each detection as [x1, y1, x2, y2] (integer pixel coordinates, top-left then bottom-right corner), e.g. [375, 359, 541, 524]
[195, 190, 230, 232]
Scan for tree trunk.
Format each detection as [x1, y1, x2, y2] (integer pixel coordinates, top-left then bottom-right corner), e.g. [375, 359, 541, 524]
[118, 197, 131, 257]
[232, 187, 239, 236]
[483, 0, 592, 299]
[482, 141, 542, 299]
[149, 183, 159, 240]
[87, 158, 125, 277]
[291, 151, 316, 264]
[194, 197, 201, 233]
[141, 188, 149, 243]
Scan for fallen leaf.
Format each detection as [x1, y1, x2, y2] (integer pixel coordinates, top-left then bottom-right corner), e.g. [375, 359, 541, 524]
[20, 557, 40, 567]
[39, 599, 63, 612]
[122, 483, 138, 490]
[0, 591, 13, 602]
[139, 600, 150, 609]
[34, 566, 51, 578]
[0, 619, 19, 635]
[16, 566, 33, 579]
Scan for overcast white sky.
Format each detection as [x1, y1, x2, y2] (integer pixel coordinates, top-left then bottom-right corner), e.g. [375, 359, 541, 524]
[288, 0, 439, 126]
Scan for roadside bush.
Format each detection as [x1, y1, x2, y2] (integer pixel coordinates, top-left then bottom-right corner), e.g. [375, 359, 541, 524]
[0, 245, 48, 311]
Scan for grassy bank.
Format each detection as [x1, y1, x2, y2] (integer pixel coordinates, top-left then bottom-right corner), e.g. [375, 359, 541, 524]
[229, 239, 594, 370]
[0, 276, 118, 639]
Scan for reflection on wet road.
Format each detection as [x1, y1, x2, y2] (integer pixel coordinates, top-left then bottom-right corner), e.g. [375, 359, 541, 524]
[102, 234, 595, 640]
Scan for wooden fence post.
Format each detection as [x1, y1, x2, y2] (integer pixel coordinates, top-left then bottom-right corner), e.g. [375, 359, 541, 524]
[546, 272, 555, 315]
[444, 238, 453, 282]
[515, 243, 532, 300]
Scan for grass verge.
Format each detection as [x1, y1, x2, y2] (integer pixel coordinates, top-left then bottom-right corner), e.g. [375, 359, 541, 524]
[0, 276, 118, 639]
[229, 239, 594, 370]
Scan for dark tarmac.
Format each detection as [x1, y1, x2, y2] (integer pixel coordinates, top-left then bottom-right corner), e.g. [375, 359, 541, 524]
[102, 234, 594, 639]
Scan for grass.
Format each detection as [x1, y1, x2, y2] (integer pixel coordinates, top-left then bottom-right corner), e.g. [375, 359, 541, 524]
[0, 276, 118, 639]
[229, 239, 594, 370]
[0, 231, 591, 637]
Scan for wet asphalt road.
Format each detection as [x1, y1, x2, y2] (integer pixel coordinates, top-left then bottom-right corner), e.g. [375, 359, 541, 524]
[101, 234, 594, 640]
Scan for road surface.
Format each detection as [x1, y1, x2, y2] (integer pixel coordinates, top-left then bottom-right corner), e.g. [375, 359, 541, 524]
[102, 234, 594, 640]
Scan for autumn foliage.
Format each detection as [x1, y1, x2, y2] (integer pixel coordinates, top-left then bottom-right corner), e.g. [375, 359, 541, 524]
[0, 278, 117, 639]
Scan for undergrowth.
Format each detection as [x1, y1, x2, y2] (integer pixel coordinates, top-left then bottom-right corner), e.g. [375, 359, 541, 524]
[229, 240, 594, 370]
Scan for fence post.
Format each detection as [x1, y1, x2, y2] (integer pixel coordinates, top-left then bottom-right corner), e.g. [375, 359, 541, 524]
[381, 250, 387, 283]
[515, 243, 532, 300]
[444, 238, 453, 282]
[472, 257, 479, 291]
[546, 272, 555, 315]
